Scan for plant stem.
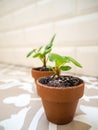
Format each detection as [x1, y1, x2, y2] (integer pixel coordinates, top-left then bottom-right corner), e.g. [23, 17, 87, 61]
[55, 66, 60, 77]
[43, 56, 46, 67]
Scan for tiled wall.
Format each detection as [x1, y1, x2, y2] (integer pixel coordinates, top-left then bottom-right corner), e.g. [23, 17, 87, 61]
[0, 0, 98, 76]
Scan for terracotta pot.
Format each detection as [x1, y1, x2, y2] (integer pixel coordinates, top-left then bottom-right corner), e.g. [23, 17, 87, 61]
[31, 67, 54, 81]
[36, 77, 84, 125]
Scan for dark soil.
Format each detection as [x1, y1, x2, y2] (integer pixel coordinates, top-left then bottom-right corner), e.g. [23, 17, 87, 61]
[34, 67, 52, 71]
[39, 75, 83, 87]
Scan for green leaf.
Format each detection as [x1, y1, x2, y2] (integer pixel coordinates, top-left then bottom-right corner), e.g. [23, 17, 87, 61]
[47, 65, 53, 71]
[38, 46, 43, 52]
[44, 42, 52, 50]
[49, 34, 56, 44]
[60, 66, 72, 71]
[43, 48, 52, 56]
[46, 34, 56, 49]
[49, 53, 61, 62]
[26, 49, 36, 57]
[67, 56, 82, 68]
[49, 53, 61, 66]
[49, 53, 68, 67]
[63, 56, 70, 63]
[33, 53, 41, 58]
[43, 34, 56, 55]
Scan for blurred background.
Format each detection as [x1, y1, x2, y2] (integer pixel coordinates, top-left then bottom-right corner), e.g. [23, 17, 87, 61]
[0, 0, 98, 76]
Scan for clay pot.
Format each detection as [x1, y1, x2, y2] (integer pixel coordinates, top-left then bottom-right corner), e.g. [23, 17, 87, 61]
[36, 77, 84, 125]
[31, 67, 54, 81]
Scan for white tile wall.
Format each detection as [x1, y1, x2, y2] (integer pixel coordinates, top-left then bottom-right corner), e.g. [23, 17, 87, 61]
[5, 30, 25, 46]
[23, 0, 36, 6]
[0, 0, 36, 16]
[0, 0, 23, 16]
[55, 13, 98, 46]
[0, 0, 98, 76]
[0, 14, 15, 31]
[36, 0, 76, 23]
[77, 0, 98, 15]
[76, 46, 98, 76]
[13, 4, 37, 29]
[0, 47, 45, 67]
[24, 23, 55, 46]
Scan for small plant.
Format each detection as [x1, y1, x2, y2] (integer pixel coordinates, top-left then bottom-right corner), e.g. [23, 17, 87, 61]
[48, 53, 82, 77]
[37, 53, 84, 125]
[26, 34, 56, 68]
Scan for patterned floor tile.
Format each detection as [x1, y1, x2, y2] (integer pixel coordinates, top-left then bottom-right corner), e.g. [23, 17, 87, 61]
[0, 63, 98, 130]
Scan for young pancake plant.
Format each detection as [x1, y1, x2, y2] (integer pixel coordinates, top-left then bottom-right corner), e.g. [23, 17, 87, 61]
[48, 53, 82, 77]
[26, 34, 56, 68]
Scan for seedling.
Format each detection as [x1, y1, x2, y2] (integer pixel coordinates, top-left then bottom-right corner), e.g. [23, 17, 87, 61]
[26, 34, 56, 68]
[48, 53, 82, 77]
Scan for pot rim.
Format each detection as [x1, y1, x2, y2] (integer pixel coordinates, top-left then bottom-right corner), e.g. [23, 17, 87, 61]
[36, 76, 84, 102]
[32, 67, 53, 72]
[37, 76, 84, 90]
